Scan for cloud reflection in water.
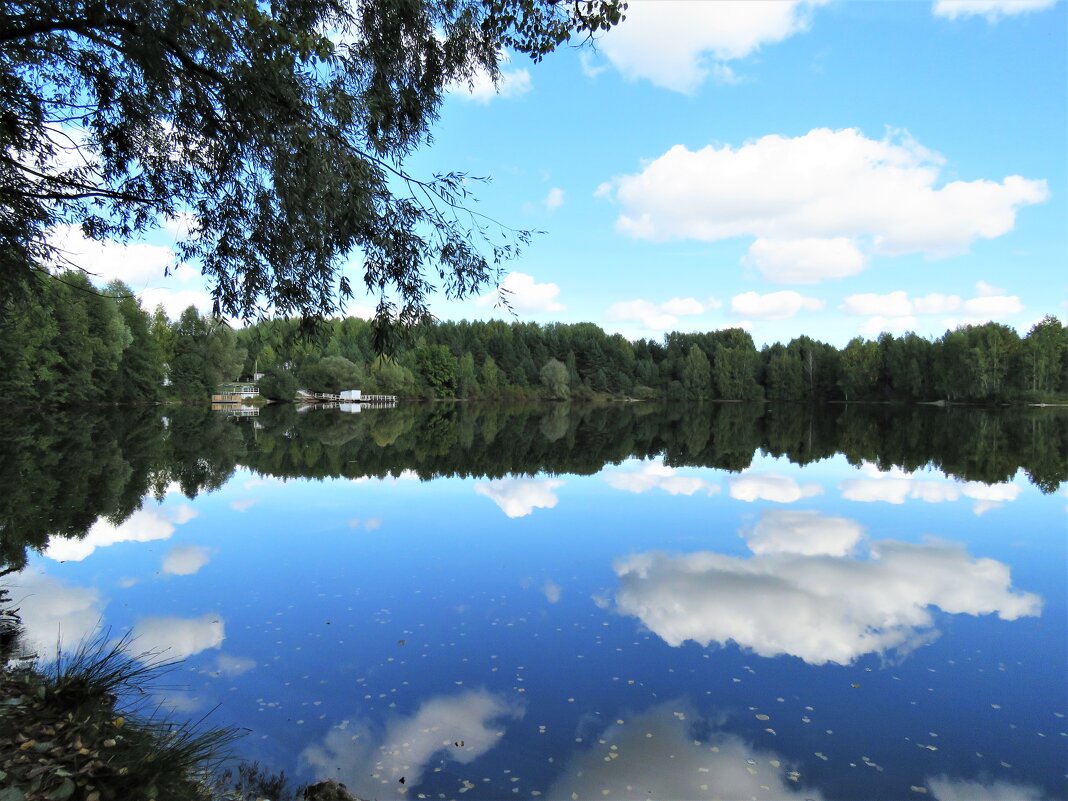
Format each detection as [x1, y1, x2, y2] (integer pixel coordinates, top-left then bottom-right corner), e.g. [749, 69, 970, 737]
[300, 690, 522, 795]
[548, 700, 824, 800]
[614, 511, 1041, 664]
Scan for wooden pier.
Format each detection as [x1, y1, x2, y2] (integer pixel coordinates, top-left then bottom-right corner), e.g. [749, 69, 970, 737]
[295, 390, 397, 405]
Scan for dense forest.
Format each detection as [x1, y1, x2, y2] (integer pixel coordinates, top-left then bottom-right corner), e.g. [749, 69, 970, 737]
[1, 271, 1066, 405]
[2, 402, 1065, 571]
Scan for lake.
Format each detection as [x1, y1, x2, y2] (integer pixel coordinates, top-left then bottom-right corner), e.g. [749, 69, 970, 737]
[2, 402, 1065, 800]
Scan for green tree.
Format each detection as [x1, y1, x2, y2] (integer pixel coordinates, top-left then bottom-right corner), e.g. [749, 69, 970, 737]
[838, 338, 881, 401]
[2, 0, 624, 334]
[415, 345, 458, 398]
[480, 355, 502, 397]
[259, 366, 299, 401]
[300, 356, 363, 394]
[1019, 316, 1067, 396]
[455, 352, 478, 399]
[539, 358, 570, 400]
[681, 346, 711, 400]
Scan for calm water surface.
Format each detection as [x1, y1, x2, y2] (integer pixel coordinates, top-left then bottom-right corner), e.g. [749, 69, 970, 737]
[4, 403, 1066, 800]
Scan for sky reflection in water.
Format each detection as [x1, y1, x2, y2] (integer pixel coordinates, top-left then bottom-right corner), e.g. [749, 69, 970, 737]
[7, 405, 1067, 800]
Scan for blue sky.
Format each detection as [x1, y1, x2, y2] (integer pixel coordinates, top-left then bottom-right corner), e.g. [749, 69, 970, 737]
[64, 0, 1066, 347]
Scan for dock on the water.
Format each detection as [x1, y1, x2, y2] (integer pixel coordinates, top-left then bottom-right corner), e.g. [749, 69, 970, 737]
[295, 389, 397, 406]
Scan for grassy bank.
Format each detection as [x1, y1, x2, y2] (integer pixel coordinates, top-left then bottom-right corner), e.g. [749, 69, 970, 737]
[0, 631, 237, 801]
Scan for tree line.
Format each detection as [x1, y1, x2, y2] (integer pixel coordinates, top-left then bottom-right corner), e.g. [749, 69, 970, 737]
[1, 271, 1065, 405]
[2, 402, 1064, 571]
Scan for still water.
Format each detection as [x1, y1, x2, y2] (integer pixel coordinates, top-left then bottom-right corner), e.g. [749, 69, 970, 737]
[3, 403, 1066, 800]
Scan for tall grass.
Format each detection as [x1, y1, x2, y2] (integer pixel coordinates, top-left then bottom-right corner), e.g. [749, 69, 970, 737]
[1, 626, 241, 801]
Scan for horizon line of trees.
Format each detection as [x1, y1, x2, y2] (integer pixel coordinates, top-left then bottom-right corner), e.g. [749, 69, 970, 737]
[2, 401, 1064, 571]
[1, 271, 1066, 406]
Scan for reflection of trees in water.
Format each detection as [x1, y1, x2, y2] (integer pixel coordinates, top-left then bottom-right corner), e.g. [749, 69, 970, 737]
[1, 403, 1065, 568]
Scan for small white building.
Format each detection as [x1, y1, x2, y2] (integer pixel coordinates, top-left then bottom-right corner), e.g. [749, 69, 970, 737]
[340, 389, 362, 401]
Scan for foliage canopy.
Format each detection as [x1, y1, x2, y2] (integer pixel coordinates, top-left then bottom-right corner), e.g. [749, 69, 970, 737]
[0, 0, 625, 342]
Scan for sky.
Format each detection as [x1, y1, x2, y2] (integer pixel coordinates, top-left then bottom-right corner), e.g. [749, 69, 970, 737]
[61, 0, 1067, 348]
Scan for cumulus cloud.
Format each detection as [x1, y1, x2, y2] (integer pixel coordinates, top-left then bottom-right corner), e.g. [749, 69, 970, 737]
[607, 297, 709, 330]
[474, 477, 564, 518]
[606, 128, 1047, 282]
[932, 0, 1057, 20]
[44, 503, 197, 562]
[138, 286, 215, 319]
[49, 224, 215, 319]
[597, 1, 826, 93]
[840, 463, 1020, 514]
[131, 614, 225, 659]
[50, 224, 175, 286]
[727, 472, 823, 503]
[544, 186, 564, 212]
[301, 690, 521, 796]
[746, 236, 867, 283]
[9, 569, 102, 662]
[962, 480, 1021, 515]
[731, 290, 823, 320]
[450, 64, 532, 103]
[843, 284, 1024, 335]
[548, 700, 824, 800]
[613, 536, 1041, 665]
[162, 545, 211, 576]
[477, 271, 563, 313]
[603, 460, 719, 497]
[743, 510, 864, 557]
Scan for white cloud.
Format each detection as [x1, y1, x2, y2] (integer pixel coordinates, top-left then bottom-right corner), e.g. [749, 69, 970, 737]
[451, 65, 532, 104]
[474, 477, 564, 518]
[301, 690, 521, 796]
[607, 297, 708, 330]
[927, 776, 1048, 800]
[598, 0, 826, 93]
[579, 50, 607, 79]
[731, 291, 822, 320]
[44, 503, 197, 562]
[842, 290, 915, 317]
[543, 580, 562, 603]
[664, 296, 710, 315]
[914, 292, 963, 314]
[744, 510, 864, 557]
[49, 225, 215, 320]
[9, 569, 102, 663]
[138, 286, 215, 319]
[613, 538, 1041, 665]
[49, 224, 176, 287]
[204, 653, 256, 677]
[728, 472, 823, 503]
[746, 236, 867, 283]
[477, 271, 563, 313]
[840, 464, 1020, 514]
[131, 614, 225, 659]
[607, 128, 1048, 282]
[858, 315, 919, 337]
[962, 294, 1024, 316]
[230, 498, 257, 512]
[604, 460, 719, 497]
[162, 545, 211, 576]
[843, 287, 1024, 335]
[933, 0, 1057, 21]
[962, 480, 1021, 515]
[548, 701, 825, 800]
[544, 186, 564, 212]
